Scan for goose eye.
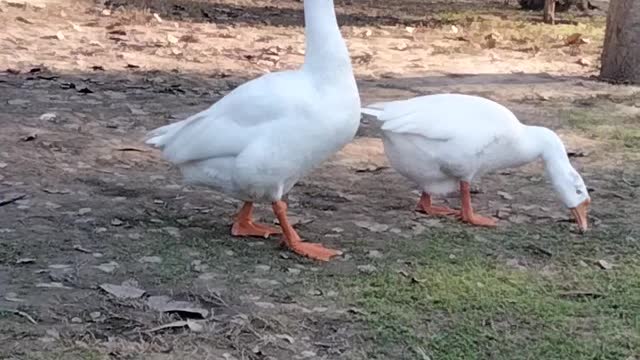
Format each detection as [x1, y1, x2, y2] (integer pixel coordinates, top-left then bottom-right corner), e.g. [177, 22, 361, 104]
[576, 189, 583, 195]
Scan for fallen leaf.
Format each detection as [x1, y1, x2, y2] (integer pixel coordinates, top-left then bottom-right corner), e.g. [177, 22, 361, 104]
[497, 191, 513, 200]
[15, 16, 33, 24]
[110, 218, 124, 226]
[149, 320, 203, 333]
[39, 113, 57, 121]
[153, 13, 163, 22]
[146, 295, 209, 318]
[78, 208, 92, 215]
[565, 33, 583, 45]
[73, 245, 92, 253]
[101, 9, 111, 16]
[4, 292, 25, 302]
[167, 34, 179, 44]
[275, 334, 295, 344]
[577, 58, 591, 67]
[597, 259, 613, 270]
[56, 31, 65, 40]
[16, 258, 35, 264]
[36, 282, 70, 289]
[394, 42, 408, 51]
[100, 283, 145, 299]
[139, 256, 162, 264]
[94, 261, 119, 273]
[354, 220, 389, 233]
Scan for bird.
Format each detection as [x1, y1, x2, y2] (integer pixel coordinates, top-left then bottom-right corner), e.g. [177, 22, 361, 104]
[145, 0, 360, 261]
[361, 93, 590, 232]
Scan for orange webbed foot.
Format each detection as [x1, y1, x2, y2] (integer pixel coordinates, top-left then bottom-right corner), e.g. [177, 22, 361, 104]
[231, 221, 282, 238]
[415, 192, 460, 217]
[272, 200, 340, 262]
[460, 213, 498, 227]
[283, 240, 341, 262]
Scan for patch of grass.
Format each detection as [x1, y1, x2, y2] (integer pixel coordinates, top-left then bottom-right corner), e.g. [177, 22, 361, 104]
[562, 103, 640, 150]
[337, 229, 640, 360]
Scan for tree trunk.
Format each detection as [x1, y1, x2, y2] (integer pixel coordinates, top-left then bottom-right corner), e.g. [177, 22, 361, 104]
[543, 0, 556, 23]
[600, 0, 640, 84]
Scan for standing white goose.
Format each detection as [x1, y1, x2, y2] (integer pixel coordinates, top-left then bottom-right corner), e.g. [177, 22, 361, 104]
[145, 0, 360, 261]
[361, 94, 590, 232]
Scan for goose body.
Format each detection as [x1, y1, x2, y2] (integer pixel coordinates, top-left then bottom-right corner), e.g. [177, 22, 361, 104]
[362, 94, 590, 231]
[146, 0, 360, 260]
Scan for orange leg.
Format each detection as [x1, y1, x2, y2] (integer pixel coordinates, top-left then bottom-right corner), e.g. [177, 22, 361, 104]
[272, 201, 340, 261]
[415, 192, 460, 216]
[459, 181, 497, 227]
[231, 202, 282, 238]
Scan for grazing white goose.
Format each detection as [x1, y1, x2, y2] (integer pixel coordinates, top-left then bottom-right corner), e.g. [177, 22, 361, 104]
[361, 94, 590, 232]
[145, 0, 360, 261]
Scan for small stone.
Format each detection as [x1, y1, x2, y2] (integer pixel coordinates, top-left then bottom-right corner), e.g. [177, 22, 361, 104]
[255, 265, 271, 272]
[78, 208, 92, 215]
[89, 311, 101, 320]
[287, 268, 301, 275]
[367, 250, 383, 259]
[39, 113, 57, 121]
[357, 264, 377, 274]
[71, 317, 82, 323]
[138, 256, 162, 264]
[110, 218, 124, 226]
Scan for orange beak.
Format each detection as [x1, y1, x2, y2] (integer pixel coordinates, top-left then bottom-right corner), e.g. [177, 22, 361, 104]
[570, 198, 590, 233]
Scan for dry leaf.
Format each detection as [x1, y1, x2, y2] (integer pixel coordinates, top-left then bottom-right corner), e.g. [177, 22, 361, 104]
[153, 13, 163, 22]
[16, 16, 33, 24]
[497, 191, 513, 200]
[597, 259, 612, 270]
[167, 34, 179, 44]
[146, 295, 209, 318]
[565, 33, 582, 45]
[149, 320, 203, 333]
[94, 261, 119, 273]
[139, 256, 162, 264]
[36, 282, 70, 289]
[354, 220, 389, 233]
[394, 42, 408, 51]
[16, 258, 36, 264]
[56, 31, 64, 40]
[4, 292, 25, 302]
[577, 58, 591, 67]
[100, 283, 145, 299]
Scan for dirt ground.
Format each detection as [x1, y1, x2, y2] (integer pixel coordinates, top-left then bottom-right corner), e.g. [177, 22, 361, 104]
[1, 0, 639, 359]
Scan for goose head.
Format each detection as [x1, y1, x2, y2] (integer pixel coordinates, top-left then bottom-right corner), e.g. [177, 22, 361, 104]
[547, 165, 591, 232]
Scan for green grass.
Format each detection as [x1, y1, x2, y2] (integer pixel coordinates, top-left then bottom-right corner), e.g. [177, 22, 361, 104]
[336, 229, 640, 360]
[562, 102, 640, 150]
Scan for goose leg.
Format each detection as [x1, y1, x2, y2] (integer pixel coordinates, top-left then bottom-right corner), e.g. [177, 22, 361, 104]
[459, 181, 497, 227]
[272, 201, 340, 261]
[415, 192, 460, 216]
[231, 202, 282, 238]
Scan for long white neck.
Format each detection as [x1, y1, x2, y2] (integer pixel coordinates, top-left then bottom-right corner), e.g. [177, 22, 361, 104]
[302, 0, 354, 80]
[521, 126, 573, 180]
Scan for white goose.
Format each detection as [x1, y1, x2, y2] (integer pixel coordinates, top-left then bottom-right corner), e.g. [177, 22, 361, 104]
[361, 94, 590, 232]
[145, 0, 360, 261]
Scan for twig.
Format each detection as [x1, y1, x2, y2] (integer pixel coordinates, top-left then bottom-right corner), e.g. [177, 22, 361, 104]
[0, 193, 26, 207]
[622, 176, 638, 188]
[0, 307, 37, 324]
[559, 291, 606, 300]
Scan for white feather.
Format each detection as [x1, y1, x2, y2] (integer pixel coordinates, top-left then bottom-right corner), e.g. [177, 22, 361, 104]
[145, 0, 360, 203]
[364, 94, 590, 209]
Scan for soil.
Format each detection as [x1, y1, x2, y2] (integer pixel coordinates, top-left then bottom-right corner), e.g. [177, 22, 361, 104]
[0, 0, 638, 359]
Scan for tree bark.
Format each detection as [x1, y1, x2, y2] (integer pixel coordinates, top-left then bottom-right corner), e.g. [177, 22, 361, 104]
[600, 0, 640, 84]
[543, 0, 556, 24]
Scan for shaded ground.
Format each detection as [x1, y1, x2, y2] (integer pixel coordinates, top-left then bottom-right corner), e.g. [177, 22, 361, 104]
[0, 0, 639, 359]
